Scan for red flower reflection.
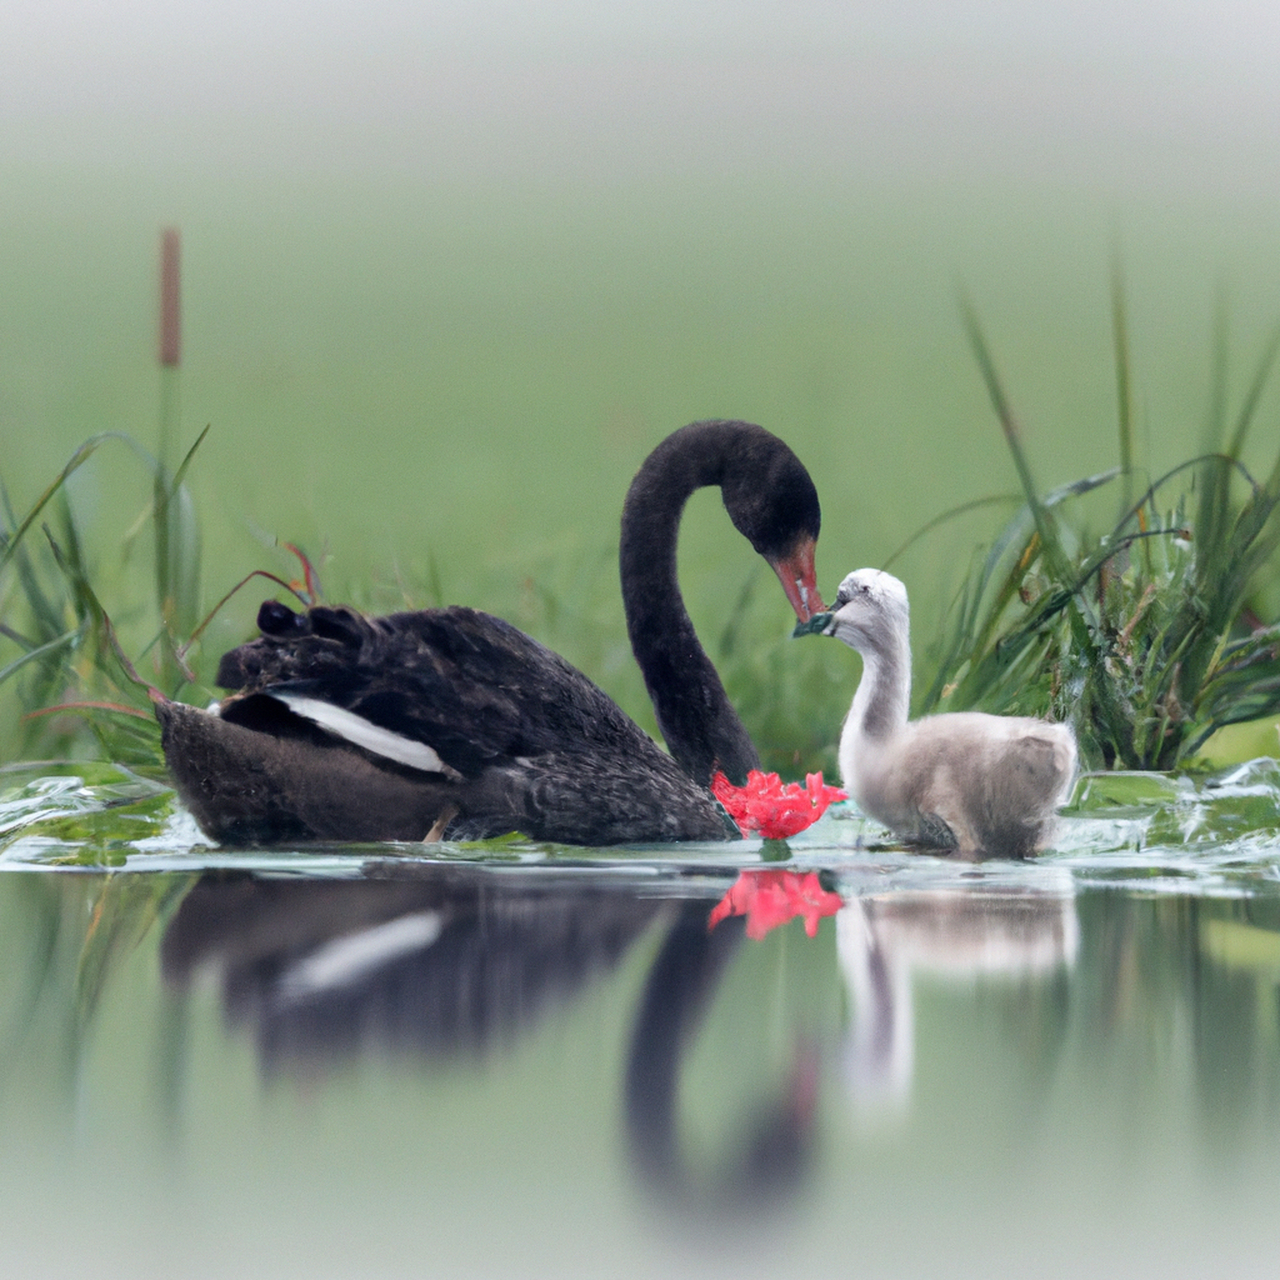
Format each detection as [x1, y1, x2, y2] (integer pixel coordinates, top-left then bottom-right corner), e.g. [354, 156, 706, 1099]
[708, 870, 844, 940]
[712, 770, 847, 840]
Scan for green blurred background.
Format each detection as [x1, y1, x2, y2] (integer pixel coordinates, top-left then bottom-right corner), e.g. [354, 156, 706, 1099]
[4, 0, 1280, 757]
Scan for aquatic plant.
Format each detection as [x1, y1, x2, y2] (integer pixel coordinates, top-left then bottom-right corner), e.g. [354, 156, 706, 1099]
[912, 283, 1280, 770]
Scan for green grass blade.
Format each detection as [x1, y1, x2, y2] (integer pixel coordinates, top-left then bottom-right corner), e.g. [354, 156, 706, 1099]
[1225, 321, 1280, 460]
[959, 294, 1072, 582]
[0, 434, 121, 577]
[1207, 291, 1230, 451]
[718, 565, 759, 662]
[1111, 258, 1135, 511]
[0, 630, 80, 686]
[882, 493, 1020, 570]
[170, 423, 210, 491]
[151, 428, 207, 684]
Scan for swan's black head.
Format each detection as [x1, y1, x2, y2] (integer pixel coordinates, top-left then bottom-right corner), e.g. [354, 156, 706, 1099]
[621, 419, 826, 624]
[718, 425, 824, 619]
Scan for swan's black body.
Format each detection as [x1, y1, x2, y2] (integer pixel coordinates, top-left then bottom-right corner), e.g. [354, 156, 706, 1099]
[158, 420, 822, 847]
[159, 606, 727, 844]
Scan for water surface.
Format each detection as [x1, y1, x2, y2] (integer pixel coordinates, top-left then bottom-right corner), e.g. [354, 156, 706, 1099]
[3, 763, 1280, 1278]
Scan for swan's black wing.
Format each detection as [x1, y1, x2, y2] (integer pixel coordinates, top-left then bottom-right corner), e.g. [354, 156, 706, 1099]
[217, 604, 663, 779]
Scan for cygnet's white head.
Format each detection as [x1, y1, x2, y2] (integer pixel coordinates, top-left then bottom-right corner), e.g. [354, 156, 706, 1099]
[823, 569, 910, 656]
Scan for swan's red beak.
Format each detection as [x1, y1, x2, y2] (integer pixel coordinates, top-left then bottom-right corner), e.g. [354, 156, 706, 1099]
[768, 539, 825, 622]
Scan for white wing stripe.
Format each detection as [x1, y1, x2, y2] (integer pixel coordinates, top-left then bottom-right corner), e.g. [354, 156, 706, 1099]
[269, 692, 447, 774]
[275, 911, 445, 1004]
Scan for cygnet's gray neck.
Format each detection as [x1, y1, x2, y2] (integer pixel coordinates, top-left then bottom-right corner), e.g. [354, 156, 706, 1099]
[848, 625, 912, 742]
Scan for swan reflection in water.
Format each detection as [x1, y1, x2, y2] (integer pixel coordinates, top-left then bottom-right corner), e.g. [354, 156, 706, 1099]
[837, 875, 1079, 1117]
[160, 863, 1079, 1206]
[160, 867, 818, 1216]
[161, 868, 664, 1067]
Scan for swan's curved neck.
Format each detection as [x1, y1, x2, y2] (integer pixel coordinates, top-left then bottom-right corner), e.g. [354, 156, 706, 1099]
[620, 423, 760, 785]
[845, 625, 911, 745]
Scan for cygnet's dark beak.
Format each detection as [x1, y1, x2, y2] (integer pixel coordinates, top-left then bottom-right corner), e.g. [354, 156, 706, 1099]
[792, 612, 834, 638]
[768, 538, 826, 622]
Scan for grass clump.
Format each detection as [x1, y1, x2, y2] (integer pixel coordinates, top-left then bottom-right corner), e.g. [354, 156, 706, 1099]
[0, 430, 210, 765]
[914, 286, 1280, 770]
[0, 229, 226, 767]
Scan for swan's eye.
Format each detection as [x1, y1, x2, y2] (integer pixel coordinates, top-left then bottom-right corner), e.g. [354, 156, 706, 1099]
[835, 577, 876, 608]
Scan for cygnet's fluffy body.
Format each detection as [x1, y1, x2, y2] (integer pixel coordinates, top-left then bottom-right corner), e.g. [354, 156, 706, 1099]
[818, 569, 1076, 859]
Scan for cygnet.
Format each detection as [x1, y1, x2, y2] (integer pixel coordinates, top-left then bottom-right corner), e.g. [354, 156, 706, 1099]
[797, 568, 1076, 858]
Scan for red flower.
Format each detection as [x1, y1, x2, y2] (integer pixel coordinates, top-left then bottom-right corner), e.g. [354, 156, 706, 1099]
[708, 870, 844, 940]
[711, 770, 847, 840]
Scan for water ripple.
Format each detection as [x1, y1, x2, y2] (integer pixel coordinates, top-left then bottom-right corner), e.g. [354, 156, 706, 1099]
[2, 759, 1280, 896]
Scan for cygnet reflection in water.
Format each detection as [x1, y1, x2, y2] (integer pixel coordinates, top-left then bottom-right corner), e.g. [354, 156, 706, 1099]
[837, 882, 1078, 1117]
[797, 568, 1077, 858]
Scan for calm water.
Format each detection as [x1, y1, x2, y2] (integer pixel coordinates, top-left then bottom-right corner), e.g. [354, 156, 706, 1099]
[3, 763, 1280, 1278]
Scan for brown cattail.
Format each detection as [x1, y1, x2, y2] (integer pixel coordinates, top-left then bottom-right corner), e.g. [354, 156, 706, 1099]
[159, 227, 181, 367]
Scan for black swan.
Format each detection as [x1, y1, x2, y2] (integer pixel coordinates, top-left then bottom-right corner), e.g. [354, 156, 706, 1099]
[157, 420, 824, 846]
[796, 568, 1076, 858]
